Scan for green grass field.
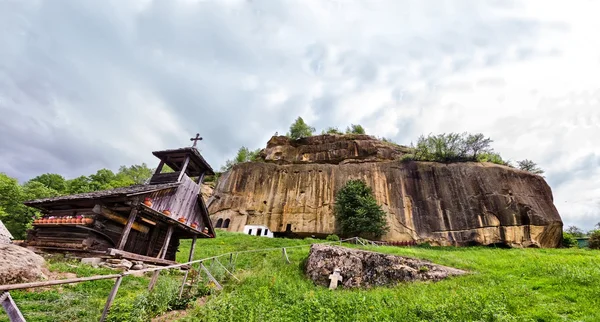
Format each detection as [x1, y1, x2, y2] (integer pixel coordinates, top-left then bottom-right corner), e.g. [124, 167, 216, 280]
[2, 232, 599, 321]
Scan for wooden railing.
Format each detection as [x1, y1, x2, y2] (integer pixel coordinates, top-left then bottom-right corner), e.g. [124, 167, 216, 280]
[0, 237, 382, 322]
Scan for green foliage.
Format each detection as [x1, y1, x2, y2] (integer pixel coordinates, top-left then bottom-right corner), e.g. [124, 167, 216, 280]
[562, 232, 578, 248]
[589, 230, 600, 249]
[28, 173, 68, 193]
[345, 124, 366, 134]
[476, 152, 510, 166]
[325, 234, 340, 241]
[565, 226, 586, 238]
[179, 232, 600, 322]
[3, 232, 600, 322]
[323, 127, 343, 135]
[287, 117, 315, 139]
[517, 159, 544, 175]
[0, 173, 59, 239]
[117, 163, 153, 184]
[412, 132, 496, 163]
[221, 146, 262, 172]
[334, 180, 389, 239]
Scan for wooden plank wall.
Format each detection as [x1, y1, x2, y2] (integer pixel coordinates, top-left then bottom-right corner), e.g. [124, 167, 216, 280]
[142, 176, 204, 228]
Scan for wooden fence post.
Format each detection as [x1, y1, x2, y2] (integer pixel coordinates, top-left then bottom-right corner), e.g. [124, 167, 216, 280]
[1, 292, 26, 322]
[99, 276, 123, 322]
[178, 236, 197, 298]
[282, 248, 291, 264]
[200, 263, 222, 290]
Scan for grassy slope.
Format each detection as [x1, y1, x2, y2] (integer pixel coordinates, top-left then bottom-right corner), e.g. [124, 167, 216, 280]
[180, 232, 600, 322]
[2, 232, 599, 321]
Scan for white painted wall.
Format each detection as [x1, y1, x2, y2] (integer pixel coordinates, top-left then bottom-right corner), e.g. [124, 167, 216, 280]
[243, 225, 274, 238]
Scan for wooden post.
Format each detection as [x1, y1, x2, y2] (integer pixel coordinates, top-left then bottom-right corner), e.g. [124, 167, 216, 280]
[145, 227, 161, 256]
[154, 160, 165, 174]
[116, 204, 140, 250]
[1, 292, 25, 322]
[148, 225, 174, 291]
[177, 156, 191, 182]
[200, 263, 222, 290]
[178, 236, 197, 298]
[99, 276, 123, 322]
[282, 248, 291, 264]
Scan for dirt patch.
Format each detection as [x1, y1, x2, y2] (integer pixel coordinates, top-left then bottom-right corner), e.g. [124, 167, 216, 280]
[151, 297, 207, 322]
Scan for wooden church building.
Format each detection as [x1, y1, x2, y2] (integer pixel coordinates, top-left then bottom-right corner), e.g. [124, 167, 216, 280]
[24, 135, 215, 265]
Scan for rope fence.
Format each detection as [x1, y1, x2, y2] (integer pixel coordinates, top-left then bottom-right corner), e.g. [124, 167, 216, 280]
[0, 236, 383, 322]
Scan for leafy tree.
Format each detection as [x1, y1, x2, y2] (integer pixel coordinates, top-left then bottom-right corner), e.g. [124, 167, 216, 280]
[29, 173, 67, 193]
[287, 117, 315, 139]
[117, 163, 153, 185]
[221, 147, 262, 172]
[0, 173, 59, 239]
[323, 127, 343, 135]
[464, 133, 493, 159]
[517, 159, 544, 175]
[589, 230, 600, 249]
[334, 179, 389, 239]
[66, 176, 93, 194]
[409, 132, 498, 164]
[562, 232, 578, 248]
[346, 124, 366, 135]
[565, 225, 585, 237]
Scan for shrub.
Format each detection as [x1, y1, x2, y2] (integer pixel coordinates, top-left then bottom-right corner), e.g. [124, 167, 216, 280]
[334, 179, 389, 239]
[326, 234, 340, 242]
[400, 154, 415, 162]
[562, 232, 578, 248]
[345, 124, 366, 134]
[589, 230, 600, 249]
[288, 117, 315, 139]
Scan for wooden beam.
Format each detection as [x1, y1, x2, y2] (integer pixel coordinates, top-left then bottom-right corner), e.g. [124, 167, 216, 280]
[178, 236, 197, 297]
[116, 205, 140, 250]
[107, 248, 179, 266]
[92, 205, 150, 234]
[1, 292, 26, 322]
[146, 227, 161, 256]
[0, 275, 121, 292]
[99, 276, 123, 322]
[149, 225, 174, 290]
[154, 160, 165, 175]
[158, 225, 174, 259]
[177, 156, 191, 182]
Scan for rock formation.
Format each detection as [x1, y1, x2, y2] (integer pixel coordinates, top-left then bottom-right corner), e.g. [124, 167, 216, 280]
[209, 134, 563, 247]
[0, 244, 47, 285]
[305, 244, 466, 288]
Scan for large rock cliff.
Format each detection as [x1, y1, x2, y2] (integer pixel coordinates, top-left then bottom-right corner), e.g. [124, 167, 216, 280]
[208, 135, 563, 247]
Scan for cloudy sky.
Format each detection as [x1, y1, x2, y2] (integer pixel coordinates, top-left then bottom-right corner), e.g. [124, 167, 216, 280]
[1, 0, 599, 229]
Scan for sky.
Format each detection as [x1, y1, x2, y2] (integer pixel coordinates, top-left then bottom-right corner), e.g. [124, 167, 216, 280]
[0, 0, 599, 230]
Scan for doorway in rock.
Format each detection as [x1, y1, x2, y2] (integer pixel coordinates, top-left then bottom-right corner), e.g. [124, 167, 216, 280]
[257, 228, 262, 236]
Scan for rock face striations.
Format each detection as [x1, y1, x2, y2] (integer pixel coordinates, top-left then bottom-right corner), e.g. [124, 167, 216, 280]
[209, 135, 563, 247]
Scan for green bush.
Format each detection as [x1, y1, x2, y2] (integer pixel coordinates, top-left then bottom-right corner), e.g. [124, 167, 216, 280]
[589, 230, 600, 249]
[562, 232, 578, 248]
[400, 154, 415, 162]
[334, 179, 389, 239]
[325, 234, 340, 242]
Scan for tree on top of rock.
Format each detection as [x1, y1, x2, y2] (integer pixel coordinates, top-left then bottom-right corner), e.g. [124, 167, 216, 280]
[517, 159, 544, 175]
[346, 124, 366, 134]
[334, 179, 389, 239]
[287, 117, 315, 139]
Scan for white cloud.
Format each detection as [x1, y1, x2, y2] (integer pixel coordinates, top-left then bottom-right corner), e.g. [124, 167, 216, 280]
[0, 0, 598, 229]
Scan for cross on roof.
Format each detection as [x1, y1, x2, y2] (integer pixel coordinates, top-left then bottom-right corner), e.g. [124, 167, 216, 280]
[190, 133, 203, 147]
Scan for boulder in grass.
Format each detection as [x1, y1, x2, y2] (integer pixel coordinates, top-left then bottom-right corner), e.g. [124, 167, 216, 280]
[305, 244, 466, 288]
[0, 243, 47, 285]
